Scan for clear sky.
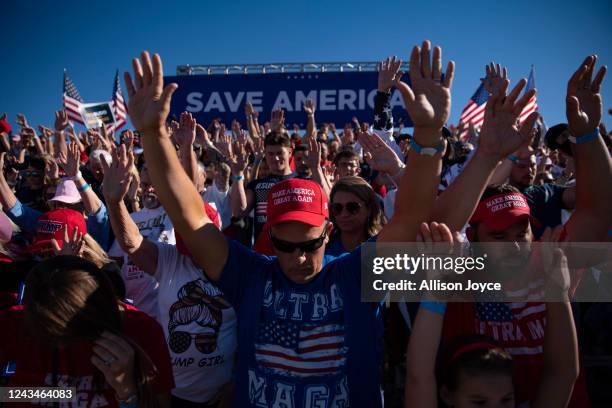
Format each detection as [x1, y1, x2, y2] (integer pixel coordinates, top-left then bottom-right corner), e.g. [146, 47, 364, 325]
[1, 0, 610, 131]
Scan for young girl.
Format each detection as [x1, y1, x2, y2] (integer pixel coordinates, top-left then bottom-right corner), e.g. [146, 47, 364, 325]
[405, 222, 579, 408]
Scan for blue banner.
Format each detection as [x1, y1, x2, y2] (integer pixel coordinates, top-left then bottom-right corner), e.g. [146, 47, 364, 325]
[164, 71, 412, 129]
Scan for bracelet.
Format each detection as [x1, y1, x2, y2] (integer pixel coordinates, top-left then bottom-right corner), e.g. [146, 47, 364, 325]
[569, 128, 599, 144]
[231, 175, 244, 181]
[77, 182, 90, 193]
[506, 154, 519, 163]
[420, 301, 447, 315]
[410, 138, 445, 156]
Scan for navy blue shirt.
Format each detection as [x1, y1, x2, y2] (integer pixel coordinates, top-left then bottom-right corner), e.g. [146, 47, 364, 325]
[522, 183, 567, 239]
[219, 237, 383, 407]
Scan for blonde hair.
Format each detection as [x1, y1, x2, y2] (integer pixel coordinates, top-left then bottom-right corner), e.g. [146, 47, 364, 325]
[82, 234, 113, 268]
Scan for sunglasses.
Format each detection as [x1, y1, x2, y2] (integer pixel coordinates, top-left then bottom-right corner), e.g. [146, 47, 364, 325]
[24, 171, 41, 177]
[269, 222, 328, 253]
[330, 202, 362, 216]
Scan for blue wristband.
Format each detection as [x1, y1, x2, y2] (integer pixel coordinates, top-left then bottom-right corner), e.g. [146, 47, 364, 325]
[77, 183, 90, 193]
[507, 154, 519, 163]
[231, 175, 244, 181]
[420, 301, 447, 315]
[410, 138, 445, 156]
[570, 129, 599, 144]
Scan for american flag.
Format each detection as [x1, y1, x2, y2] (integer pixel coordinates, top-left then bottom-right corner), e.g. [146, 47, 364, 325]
[458, 83, 489, 140]
[63, 70, 84, 124]
[255, 320, 347, 377]
[519, 66, 538, 125]
[111, 69, 127, 130]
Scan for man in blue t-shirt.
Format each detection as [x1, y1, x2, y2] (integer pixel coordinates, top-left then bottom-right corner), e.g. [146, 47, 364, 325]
[123, 42, 455, 406]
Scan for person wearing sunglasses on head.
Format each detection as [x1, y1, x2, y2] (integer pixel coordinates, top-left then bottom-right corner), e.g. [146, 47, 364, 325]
[326, 176, 386, 257]
[124, 41, 453, 406]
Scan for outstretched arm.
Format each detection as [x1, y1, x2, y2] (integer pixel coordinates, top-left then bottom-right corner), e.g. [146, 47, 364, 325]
[124, 51, 228, 281]
[304, 99, 317, 140]
[563, 56, 611, 242]
[379, 41, 454, 243]
[431, 68, 539, 232]
[174, 112, 198, 185]
[102, 145, 158, 274]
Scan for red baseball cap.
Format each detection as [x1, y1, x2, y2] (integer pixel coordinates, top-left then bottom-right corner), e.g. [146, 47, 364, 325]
[29, 208, 87, 255]
[266, 178, 328, 227]
[176, 201, 220, 256]
[470, 193, 531, 231]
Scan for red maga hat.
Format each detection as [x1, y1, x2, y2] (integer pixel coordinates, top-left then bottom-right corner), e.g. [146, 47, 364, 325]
[266, 178, 328, 227]
[470, 193, 531, 231]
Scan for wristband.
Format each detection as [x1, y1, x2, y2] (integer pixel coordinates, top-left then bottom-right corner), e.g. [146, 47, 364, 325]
[410, 138, 445, 156]
[231, 175, 244, 181]
[77, 182, 90, 193]
[117, 394, 138, 408]
[253, 158, 262, 166]
[506, 154, 519, 163]
[569, 128, 599, 144]
[420, 301, 447, 315]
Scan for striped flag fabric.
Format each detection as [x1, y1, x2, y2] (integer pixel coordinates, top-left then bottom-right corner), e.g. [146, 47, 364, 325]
[63, 70, 84, 124]
[111, 69, 127, 130]
[458, 83, 489, 140]
[255, 320, 347, 376]
[519, 66, 538, 125]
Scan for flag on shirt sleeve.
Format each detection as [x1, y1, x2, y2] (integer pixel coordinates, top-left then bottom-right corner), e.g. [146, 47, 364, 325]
[458, 83, 489, 140]
[63, 70, 84, 124]
[519, 66, 538, 125]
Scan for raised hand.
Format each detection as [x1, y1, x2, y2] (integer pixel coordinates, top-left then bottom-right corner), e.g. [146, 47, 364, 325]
[174, 112, 196, 147]
[216, 133, 233, 159]
[121, 130, 135, 150]
[124, 51, 178, 134]
[395, 40, 455, 136]
[229, 141, 248, 175]
[59, 142, 81, 178]
[477, 78, 539, 159]
[481, 62, 508, 95]
[51, 224, 85, 257]
[378, 56, 403, 93]
[54, 110, 70, 132]
[16, 114, 28, 128]
[195, 123, 211, 146]
[245, 100, 255, 117]
[303, 99, 316, 115]
[566, 55, 607, 136]
[101, 144, 135, 204]
[252, 136, 264, 161]
[358, 131, 403, 175]
[305, 138, 322, 170]
[270, 108, 285, 132]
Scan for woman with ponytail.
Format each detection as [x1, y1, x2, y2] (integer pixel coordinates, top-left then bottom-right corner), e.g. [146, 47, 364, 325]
[0, 255, 174, 407]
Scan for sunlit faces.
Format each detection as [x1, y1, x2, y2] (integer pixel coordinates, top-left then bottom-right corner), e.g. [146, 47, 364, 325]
[330, 191, 368, 234]
[264, 145, 292, 175]
[441, 372, 514, 408]
[336, 158, 360, 178]
[270, 221, 333, 284]
[292, 149, 310, 175]
[510, 155, 536, 189]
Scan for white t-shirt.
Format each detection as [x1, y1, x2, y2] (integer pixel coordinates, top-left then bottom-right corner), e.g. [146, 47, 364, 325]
[109, 206, 175, 318]
[155, 242, 237, 402]
[202, 183, 231, 230]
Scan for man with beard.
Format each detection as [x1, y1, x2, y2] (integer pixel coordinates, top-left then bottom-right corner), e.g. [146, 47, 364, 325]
[108, 164, 175, 318]
[430, 55, 610, 407]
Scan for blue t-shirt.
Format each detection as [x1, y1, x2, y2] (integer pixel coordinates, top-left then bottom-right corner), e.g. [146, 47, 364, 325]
[219, 238, 383, 407]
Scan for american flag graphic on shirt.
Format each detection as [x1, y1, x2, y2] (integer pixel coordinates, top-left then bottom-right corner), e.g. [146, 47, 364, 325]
[255, 320, 347, 377]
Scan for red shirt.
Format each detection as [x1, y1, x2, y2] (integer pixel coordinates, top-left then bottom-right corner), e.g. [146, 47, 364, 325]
[0, 304, 174, 407]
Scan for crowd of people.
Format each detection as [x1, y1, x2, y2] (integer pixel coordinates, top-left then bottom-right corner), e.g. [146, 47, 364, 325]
[0, 40, 611, 407]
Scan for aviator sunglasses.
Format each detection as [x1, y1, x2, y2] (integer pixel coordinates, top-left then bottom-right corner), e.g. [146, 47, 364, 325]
[330, 201, 363, 216]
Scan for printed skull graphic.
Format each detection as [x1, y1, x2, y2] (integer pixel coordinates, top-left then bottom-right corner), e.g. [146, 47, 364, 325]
[167, 278, 231, 354]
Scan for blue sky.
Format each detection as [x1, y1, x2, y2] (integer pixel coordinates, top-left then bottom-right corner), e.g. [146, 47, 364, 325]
[1, 0, 610, 131]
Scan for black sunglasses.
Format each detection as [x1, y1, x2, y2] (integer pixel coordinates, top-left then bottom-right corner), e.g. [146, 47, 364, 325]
[330, 202, 362, 216]
[24, 171, 41, 177]
[269, 222, 328, 253]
